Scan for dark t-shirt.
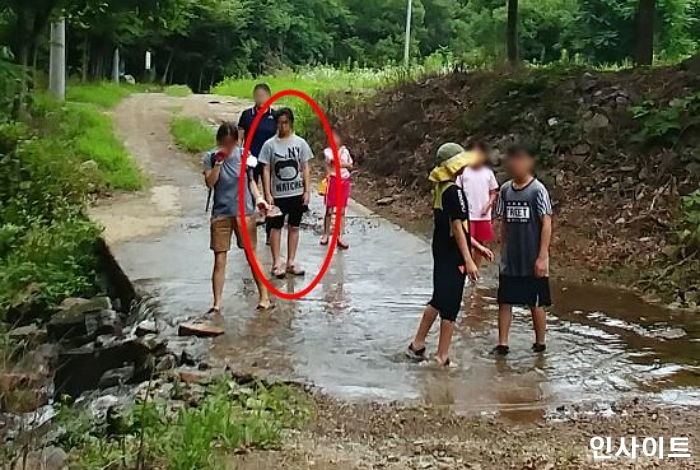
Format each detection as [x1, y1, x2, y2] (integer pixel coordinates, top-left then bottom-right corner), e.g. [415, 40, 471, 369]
[432, 184, 470, 259]
[238, 107, 277, 158]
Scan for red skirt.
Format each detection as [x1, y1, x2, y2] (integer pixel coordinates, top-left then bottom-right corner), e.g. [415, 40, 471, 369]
[325, 176, 351, 208]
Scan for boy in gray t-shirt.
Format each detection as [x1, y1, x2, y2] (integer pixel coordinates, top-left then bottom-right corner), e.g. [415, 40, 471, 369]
[493, 145, 553, 356]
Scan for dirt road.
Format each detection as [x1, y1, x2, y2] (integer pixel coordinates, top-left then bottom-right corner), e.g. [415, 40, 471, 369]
[91, 93, 698, 469]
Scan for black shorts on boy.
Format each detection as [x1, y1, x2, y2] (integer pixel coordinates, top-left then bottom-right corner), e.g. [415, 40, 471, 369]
[267, 195, 306, 230]
[428, 183, 470, 322]
[497, 275, 551, 307]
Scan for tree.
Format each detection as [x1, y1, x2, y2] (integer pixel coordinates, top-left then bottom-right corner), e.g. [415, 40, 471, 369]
[506, 0, 519, 64]
[635, 0, 656, 65]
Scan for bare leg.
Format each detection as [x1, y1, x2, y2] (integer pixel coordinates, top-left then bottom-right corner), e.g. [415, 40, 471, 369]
[242, 216, 270, 308]
[498, 304, 513, 346]
[531, 306, 546, 345]
[435, 319, 456, 364]
[411, 304, 439, 350]
[270, 227, 282, 269]
[212, 251, 227, 310]
[287, 225, 301, 268]
[337, 208, 347, 244]
[321, 208, 332, 243]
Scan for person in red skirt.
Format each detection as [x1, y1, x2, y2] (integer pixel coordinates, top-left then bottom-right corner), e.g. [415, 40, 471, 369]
[320, 129, 353, 250]
[456, 142, 499, 267]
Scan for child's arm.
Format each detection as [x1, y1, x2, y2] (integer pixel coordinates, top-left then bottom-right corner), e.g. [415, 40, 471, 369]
[263, 164, 273, 204]
[453, 219, 479, 281]
[302, 161, 311, 205]
[470, 237, 494, 263]
[535, 215, 552, 277]
[482, 189, 498, 217]
[204, 153, 223, 188]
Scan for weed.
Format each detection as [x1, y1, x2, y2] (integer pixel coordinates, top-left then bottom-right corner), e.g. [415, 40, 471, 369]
[631, 92, 700, 147]
[66, 82, 153, 109]
[164, 85, 193, 97]
[170, 116, 213, 153]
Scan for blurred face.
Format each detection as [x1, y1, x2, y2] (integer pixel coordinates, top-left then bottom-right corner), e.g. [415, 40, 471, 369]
[277, 114, 293, 137]
[254, 88, 271, 108]
[472, 149, 487, 168]
[218, 135, 237, 152]
[507, 152, 535, 179]
[331, 130, 342, 147]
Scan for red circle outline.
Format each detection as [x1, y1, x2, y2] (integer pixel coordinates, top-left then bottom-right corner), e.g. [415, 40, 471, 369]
[238, 89, 343, 300]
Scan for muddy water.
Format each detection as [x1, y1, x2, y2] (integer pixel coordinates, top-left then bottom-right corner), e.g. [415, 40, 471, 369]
[101, 94, 700, 419]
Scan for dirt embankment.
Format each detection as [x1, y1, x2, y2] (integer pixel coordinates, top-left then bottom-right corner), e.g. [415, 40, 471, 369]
[309, 64, 700, 305]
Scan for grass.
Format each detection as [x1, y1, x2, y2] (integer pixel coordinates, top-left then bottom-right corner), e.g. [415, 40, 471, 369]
[170, 116, 214, 153]
[57, 379, 312, 470]
[66, 81, 154, 109]
[164, 84, 193, 97]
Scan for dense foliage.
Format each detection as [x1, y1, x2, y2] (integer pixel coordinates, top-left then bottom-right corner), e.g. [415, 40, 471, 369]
[0, 0, 698, 93]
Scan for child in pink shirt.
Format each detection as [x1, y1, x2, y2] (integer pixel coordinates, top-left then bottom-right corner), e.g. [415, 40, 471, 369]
[456, 142, 499, 267]
[320, 129, 353, 249]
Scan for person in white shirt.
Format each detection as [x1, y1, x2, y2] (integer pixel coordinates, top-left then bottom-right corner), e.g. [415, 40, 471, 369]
[456, 142, 499, 268]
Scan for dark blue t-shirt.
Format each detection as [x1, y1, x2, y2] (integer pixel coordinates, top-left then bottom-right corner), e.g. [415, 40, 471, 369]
[238, 107, 277, 158]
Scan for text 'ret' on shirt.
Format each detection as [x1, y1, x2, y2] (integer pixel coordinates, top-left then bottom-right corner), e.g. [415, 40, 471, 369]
[259, 134, 314, 199]
[495, 178, 553, 277]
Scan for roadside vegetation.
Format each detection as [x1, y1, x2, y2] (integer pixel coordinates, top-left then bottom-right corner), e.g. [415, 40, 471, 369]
[56, 379, 312, 470]
[66, 81, 155, 109]
[170, 116, 213, 153]
[164, 85, 193, 98]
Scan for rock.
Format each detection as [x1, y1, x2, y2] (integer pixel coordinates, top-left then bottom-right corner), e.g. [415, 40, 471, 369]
[12, 446, 67, 470]
[135, 319, 158, 336]
[571, 143, 590, 155]
[47, 296, 113, 342]
[376, 196, 395, 206]
[176, 367, 213, 385]
[178, 322, 224, 338]
[99, 365, 135, 388]
[547, 117, 559, 127]
[85, 309, 123, 337]
[156, 354, 178, 372]
[583, 113, 610, 133]
[137, 334, 167, 354]
[8, 324, 47, 346]
[0, 372, 49, 412]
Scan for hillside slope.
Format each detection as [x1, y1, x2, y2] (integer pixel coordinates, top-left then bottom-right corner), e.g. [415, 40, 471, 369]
[312, 64, 700, 306]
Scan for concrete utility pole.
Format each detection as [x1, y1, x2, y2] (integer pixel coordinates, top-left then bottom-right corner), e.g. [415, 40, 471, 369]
[49, 19, 66, 101]
[112, 47, 120, 83]
[404, 0, 413, 67]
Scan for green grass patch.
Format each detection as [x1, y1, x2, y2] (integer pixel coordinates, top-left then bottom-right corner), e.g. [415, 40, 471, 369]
[171, 116, 214, 153]
[58, 379, 312, 470]
[164, 84, 193, 97]
[66, 81, 153, 109]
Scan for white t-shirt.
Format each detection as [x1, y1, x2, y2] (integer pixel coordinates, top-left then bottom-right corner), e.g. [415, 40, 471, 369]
[456, 166, 499, 221]
[324, 146, 353, 179]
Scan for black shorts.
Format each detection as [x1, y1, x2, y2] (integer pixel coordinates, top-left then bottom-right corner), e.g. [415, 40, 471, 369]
[497, 275, 551, 307]
[428, 251, 467, 322]
[267, 195, 306, 229]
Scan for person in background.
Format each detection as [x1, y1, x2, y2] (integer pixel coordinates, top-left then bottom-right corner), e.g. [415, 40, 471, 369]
[493, 144, 553, 356]
[203, 122, 271, 313]
[406, 143, 494, 367]
[259, 107, 314, 279]
[456, 141, 499, 267]
[238, 83, 277, 228]
[320, 128, 353, 249]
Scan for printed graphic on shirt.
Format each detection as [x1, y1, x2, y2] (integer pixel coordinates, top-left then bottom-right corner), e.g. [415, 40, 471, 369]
[273, 149, 303, 194]
[505, 200, 531, 223]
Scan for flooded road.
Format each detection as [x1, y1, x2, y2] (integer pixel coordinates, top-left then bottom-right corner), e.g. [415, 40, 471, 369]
[96, 93, 700, 419]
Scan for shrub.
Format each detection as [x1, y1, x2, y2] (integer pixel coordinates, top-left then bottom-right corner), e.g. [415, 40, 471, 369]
[66, 82, 153, 109]
[170, 116, 213, 153]
[164, 85, 193, 97]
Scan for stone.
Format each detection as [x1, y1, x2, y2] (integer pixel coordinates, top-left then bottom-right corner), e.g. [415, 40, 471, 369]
[8, 324, 47, 346]
[571, 143, 590, 155]
[583, 113, 610, 133]
[376, 196, 395, 206]
[47, 296, 113, 341]
[135, 319, 158, 336]
[12, 446, 67, 470]
[0, 372, 49, 412]
[176, 368, 213, 385]
[178, 322, 224, 338]
[137, 334, 167, 354]
[156, 354, 178, 372]
[85, 309, 123, 337]
[99, 365, 135, 388]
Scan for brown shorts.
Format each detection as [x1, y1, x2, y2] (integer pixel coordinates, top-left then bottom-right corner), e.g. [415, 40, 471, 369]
[210, 216, 257, 252]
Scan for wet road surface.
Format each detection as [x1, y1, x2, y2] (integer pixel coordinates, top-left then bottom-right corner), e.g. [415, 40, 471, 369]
[97, 93, 700, 418]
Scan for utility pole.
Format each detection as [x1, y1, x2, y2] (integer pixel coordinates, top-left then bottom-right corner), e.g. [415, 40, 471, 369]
[403, 0, 413, 67]
[49, 19, 66, 101]
[112, 47, 120, 83]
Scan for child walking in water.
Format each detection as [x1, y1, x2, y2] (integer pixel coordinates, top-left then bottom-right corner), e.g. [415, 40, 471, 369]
[203, 123, 270, 313]
[493, 145, 553, 356]
[320, 129, 353, 249]
[406, 143, 494, 367]
[456, 142, 498, 267]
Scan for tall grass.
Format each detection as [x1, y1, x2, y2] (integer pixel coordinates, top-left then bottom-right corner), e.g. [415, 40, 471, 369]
[164, 84, 193, 97]
[66, 81, 154, 109]
[170, 116, 214, 153]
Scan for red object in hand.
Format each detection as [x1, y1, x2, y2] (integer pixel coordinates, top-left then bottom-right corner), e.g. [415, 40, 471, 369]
[214, 150, 227, 163]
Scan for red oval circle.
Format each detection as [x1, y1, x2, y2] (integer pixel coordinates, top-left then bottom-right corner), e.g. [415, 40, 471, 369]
[237, 89, 343, 300]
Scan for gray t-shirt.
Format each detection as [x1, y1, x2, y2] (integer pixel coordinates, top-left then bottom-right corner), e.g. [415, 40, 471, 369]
[202, 148, 255, 217]
[496, 178, 553, 277]
[258, 134, 314, 199]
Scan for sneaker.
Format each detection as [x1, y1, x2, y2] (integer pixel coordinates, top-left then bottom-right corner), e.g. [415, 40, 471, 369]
[491, 345, 510, 356]
[532, 343, 547, 353]
[405, 343, 426, 362]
